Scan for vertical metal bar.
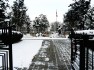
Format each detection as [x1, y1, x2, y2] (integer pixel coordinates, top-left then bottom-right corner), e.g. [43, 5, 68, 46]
[80, 40, 85, 70]
[0, 51, 8, 70]
[2, 56, 4, 70]
[4, 51, 8, 70]
[9, 27, 13, 70]
[6, 51, 8, 70]
[71, 38, 73, 66]
[71, 29, 74, 69]
[92, 50, 93, 70]
[86, 47, 88, 70]
[3, 53, 6, 70]
[71, 38, 72, 60]
[0, 55, 3, 70]
[74, 39, 77, 56]
[0, 53, 6, 70]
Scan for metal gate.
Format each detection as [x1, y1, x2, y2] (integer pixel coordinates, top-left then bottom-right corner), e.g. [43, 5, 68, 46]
[0, 27, 13, 70]
[70, 30, 94, 70]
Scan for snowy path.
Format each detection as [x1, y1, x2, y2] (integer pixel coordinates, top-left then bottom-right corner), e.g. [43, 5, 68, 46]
[13, 39, 43, 68]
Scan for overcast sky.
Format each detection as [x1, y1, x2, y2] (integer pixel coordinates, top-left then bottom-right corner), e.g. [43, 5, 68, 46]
[9, 0, 94, 23]
[24, 0, 74, 23]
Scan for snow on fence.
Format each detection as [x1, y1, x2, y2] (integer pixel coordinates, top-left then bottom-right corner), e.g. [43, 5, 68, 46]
[75, 30, 94, 35]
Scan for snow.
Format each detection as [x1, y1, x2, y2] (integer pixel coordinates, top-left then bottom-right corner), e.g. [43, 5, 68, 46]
[75, 30, 94, 35]
[12, 33, 68, 68]
[23, 34, 33, 39]
[0, 32, 68, 69]
[0, 29, 22, 34]
[12, 31, 22, 34]
[22, 33, 68, 40]
[50, 32, 59, 38]
[13, 37, 43, 68]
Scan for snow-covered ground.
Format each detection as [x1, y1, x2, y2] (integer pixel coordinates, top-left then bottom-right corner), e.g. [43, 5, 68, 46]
[49, 32, 59, 38]
[12, 29, 94, 69]
[13, 36, 43, 69]
[12, 33, 68, 69]
[0, 33, 68, 69]
[22, 34, 50, 39]
[22, 33, 68, 40]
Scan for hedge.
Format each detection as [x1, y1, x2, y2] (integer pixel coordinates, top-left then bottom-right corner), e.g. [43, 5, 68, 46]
[0, 30, 23, 45]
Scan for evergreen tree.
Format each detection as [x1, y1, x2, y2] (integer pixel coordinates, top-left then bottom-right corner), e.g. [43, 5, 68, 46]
[64, 0, 91, 30]
[0, 0, 9, 27]
[85, 7, 94, 29]
[33, 14, 49, 33]
[12, 0, 27, 31]
[25, 15, 31, 33]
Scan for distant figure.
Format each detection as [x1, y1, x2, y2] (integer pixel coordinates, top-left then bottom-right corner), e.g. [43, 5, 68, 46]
[58, 26, 61, 35]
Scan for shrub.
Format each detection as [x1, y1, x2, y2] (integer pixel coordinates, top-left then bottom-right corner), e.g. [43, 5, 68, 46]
[0, 30, 23, 44]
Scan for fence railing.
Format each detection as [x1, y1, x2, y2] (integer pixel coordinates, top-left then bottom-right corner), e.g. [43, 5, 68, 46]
[70, 30, 94, 70]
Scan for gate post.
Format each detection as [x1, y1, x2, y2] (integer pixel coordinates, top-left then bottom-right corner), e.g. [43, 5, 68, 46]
[9, 27, 13, 70]
[80, 39, 85, 70]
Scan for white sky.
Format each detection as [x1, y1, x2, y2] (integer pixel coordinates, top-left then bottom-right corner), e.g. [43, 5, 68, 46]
[24, 0, 74, 23]
[9, 0, 94, 23]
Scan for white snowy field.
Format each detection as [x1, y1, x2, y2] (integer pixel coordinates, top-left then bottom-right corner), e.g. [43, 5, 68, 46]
[13, 39, 43, 68]
[22, 33, 68, 40]
[0, 33, 68, 69]
[12, 30, 94, 69]
[12, 34, 67, 69]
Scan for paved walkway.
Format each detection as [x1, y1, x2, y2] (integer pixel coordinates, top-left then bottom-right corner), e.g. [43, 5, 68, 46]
[28, 39, 71, 70]
[52, 39, 71, 70]
[28, 40, 58, 70]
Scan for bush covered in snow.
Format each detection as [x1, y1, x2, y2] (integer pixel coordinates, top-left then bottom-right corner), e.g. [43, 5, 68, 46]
[0, 30, 23, 44]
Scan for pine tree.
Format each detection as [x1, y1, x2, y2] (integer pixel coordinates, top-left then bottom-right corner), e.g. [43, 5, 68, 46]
[64, 0, 91, 30]
[24, 15, 31, 33]
[33, 14, 49, 33]
[12, 0, 27, 31]
[85, 7, 94, 29]
[0, 0, 8, 27]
